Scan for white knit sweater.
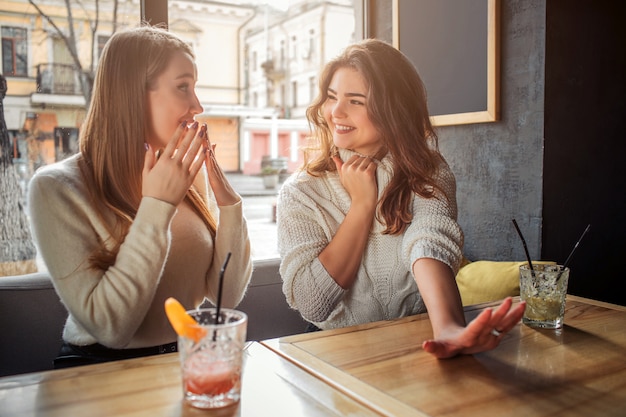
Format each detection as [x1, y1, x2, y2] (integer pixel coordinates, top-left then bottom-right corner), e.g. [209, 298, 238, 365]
[28, 153, 252, 349]
[277, 148, 463, 330]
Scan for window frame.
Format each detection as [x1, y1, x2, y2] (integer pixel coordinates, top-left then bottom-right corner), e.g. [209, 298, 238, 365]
[1, 26, 28, 77]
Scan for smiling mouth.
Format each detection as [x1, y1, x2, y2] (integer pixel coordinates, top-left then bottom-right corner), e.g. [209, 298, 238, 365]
[334, 124, 355, 133]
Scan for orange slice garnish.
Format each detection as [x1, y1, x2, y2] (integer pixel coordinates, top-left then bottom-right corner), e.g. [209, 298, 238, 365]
[164, 297, 207, 342]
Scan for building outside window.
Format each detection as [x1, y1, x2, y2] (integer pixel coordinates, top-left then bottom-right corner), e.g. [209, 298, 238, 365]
[309, 76, 316, 105]
[97, 35, 109, 58]
[290, 35, 297, 60]
[307, 29, 315, 60]
[1, 26, 27, 77]
[279, 39, 285, 68]
[1, 0, 359, 261]
[291, 80, 298, 108]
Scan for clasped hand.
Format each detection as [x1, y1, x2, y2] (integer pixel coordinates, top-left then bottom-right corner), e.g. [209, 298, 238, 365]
[332, 154, 378, 207]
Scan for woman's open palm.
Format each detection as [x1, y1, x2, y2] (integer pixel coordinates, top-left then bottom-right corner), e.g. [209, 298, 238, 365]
[142, 122, 207, 206]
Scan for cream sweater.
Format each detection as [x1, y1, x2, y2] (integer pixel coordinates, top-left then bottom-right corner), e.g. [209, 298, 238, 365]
[28, 153, 252, 349]
[277, 148, 463, 330]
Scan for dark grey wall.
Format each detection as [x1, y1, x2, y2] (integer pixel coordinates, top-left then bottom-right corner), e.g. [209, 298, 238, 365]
[371, 0, 625, 305]
[440, 1, 546, 263]
[371, 0, 546, 262]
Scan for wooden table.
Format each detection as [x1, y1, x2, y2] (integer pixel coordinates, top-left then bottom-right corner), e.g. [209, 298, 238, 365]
[0, 341, 378, 417]
[2, 296, 624, 417]
[262, 295, 626, 417]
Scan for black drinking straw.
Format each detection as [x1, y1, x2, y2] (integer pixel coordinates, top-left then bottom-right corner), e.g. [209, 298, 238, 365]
[213, 252, 232, 341]
[557, 224, 591, 281]
[512, 219, 535, 276]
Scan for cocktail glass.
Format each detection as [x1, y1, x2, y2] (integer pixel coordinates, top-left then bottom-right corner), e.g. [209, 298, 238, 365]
[519, 263, 569, 329]
[178, 308, 247, 409]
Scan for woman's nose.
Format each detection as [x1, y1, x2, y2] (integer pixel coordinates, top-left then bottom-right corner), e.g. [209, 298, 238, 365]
[331, 100, 346, 118]
[190, 93, 203, 116]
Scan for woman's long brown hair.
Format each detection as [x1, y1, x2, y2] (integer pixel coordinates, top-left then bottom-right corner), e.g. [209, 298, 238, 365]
[304, 39, 445, 235]
[79, 26, 216, 269]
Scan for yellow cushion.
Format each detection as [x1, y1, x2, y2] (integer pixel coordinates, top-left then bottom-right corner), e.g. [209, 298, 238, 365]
[455, 260, 556, 306]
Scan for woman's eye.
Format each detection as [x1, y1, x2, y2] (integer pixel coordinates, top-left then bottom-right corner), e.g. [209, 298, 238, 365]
[178, 84, 189, 92]
[350, 99, 364, 105]
[327, 94, 337, 101]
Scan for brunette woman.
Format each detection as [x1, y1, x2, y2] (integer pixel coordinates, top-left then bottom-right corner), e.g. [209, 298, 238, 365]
[277, 39, 524, 358]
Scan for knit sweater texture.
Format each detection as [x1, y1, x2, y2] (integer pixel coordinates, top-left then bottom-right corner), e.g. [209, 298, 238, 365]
[28, 153, 252, 349]
[277, 148, 463, 330]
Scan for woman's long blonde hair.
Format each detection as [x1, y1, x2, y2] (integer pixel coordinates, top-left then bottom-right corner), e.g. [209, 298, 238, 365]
[304, 39, 445, 235]
[79, 25, 216, 269]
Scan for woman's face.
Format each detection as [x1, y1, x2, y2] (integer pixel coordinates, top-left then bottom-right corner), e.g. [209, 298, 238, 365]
[322, 67, 380, 156]
[146, 51, 203, 149]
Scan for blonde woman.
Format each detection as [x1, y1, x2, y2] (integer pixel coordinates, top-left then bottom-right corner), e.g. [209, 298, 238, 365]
[277, 39, 525, 358]
[28, 26, 252, 367]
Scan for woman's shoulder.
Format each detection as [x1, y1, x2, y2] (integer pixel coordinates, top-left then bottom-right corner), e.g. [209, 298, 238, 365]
[31, 153, 81, 178]
[280, 169, 337, 195]
[29, 153, 87, 192]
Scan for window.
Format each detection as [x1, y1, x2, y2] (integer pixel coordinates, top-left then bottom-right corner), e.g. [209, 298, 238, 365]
[52, 37, 76, 94]
[163, 1, 361, 259]
[309, 76, 316, 103]
[2, 27, 27, 77]
[290, 35, 297, 60]
[280, 40, 285, 68]
[280, 84, 286, 108]
[6, 0, 361, 261]
[54, 127, 79, 161]
[306, 29, 315, 59]
[97, 35, 110, 59]
[291, 80, 298, 108]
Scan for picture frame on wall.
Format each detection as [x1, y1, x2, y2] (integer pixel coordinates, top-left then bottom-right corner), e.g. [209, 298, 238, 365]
[393, 0, 500, 126]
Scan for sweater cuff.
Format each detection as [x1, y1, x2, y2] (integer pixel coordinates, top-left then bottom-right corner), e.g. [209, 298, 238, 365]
[311, 257, 346, 306]
[135, 197, 177, 230]
[410, 245, 462, 275]
[217, 199, 243, 221]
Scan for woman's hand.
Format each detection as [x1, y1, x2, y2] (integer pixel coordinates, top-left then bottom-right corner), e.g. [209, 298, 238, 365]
[332, 154, 378, 209]
[202, 124, 241, 206]
[317, 154, 378, 289]
[413, 258, 526, 359]
[142, 121, 207, 206]
[422, 297, 526, 359]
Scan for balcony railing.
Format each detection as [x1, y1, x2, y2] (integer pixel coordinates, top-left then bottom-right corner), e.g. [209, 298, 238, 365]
[260, 60, 286, 81]
[35, 63, 82, 95]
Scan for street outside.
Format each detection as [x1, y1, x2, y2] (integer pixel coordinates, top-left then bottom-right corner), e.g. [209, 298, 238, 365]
[225, 173, 280, 260]
[241, 194, 279, 260]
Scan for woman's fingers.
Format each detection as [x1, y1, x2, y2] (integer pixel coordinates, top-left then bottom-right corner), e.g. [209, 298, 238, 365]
[158, 120, 206, 171]
[160, 120, 203, 165]
[161, 120, 189, 158]
[489, 297, 512, 325]
[142, 121, 209, 205]
[203, 131, 241, 206]
[332, 156, 344, 177]
[422, 299, 527, 358]
[143, 143, 156, 173]
[187, 125, 208, 178]
[182, 124, 206, 168]
[175, 121, 200, 163]
[337, 155, 378, 204]
[488, 297, 526, 334]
